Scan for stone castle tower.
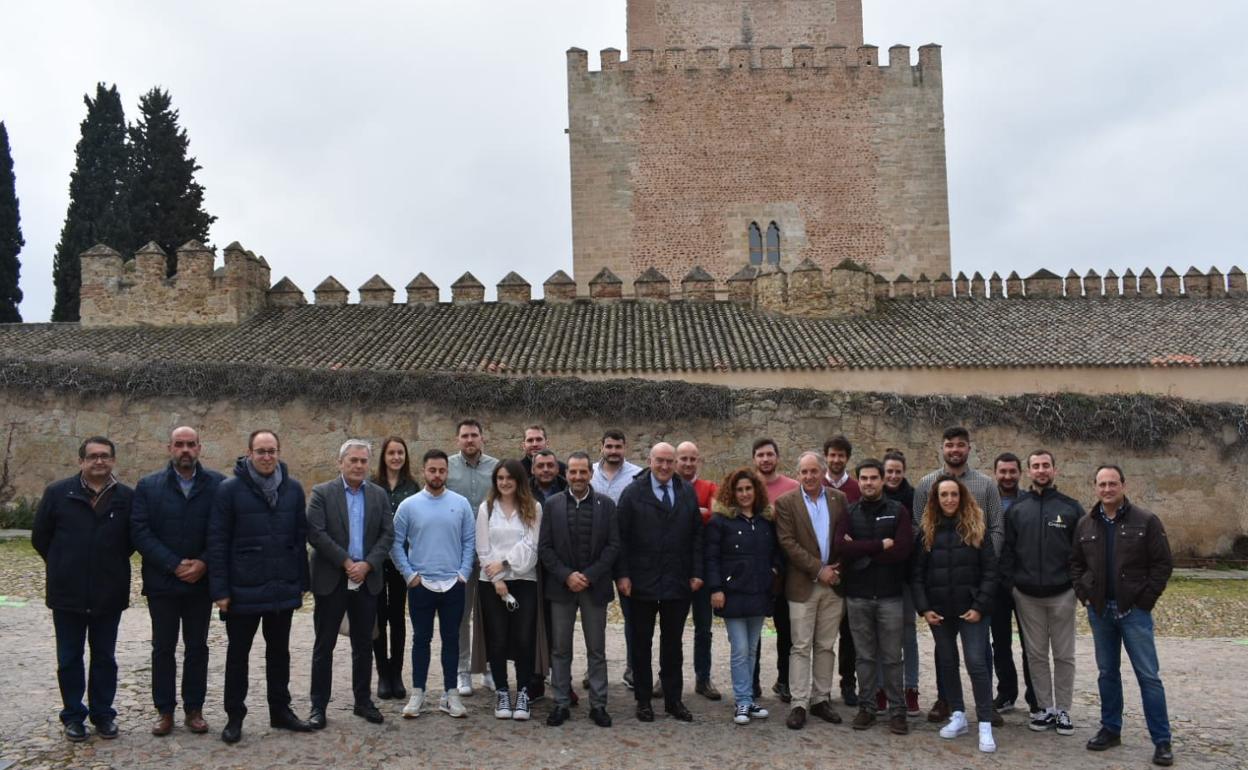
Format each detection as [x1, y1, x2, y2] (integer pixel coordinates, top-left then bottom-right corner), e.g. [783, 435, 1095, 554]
[567, 0, 951, 293]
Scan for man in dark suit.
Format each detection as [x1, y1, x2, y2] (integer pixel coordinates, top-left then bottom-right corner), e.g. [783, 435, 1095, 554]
[614, 442, 703, 723]
[306, 439, 396, 728]
[130, 426, 225, 737]
[539, 451, 620, 728]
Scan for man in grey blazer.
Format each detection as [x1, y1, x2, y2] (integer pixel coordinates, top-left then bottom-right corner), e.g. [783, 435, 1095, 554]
[307, 440, 395, 728]
[539, 451, 620, 728]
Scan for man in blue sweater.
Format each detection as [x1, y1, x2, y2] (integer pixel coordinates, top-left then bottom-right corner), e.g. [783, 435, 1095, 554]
[391, 449, 476, 719]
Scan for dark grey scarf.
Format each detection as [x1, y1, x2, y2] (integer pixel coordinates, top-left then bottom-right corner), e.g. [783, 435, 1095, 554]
[246, 459, 283, 509]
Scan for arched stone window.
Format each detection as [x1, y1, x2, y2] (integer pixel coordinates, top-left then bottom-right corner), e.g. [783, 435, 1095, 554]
[748, 222, 763, 265]
[766, 222, 781, 264]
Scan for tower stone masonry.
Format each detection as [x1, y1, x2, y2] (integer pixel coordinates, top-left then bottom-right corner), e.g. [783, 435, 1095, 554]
[567, 0, 951, 293]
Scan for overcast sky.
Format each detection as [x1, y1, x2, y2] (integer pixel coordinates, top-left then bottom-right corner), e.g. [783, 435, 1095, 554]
[2, 1, 1246, 322]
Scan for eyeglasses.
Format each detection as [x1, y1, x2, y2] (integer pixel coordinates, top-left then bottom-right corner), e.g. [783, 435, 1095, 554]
[251, 448, 279, 456]
[83, 453, 114, 462]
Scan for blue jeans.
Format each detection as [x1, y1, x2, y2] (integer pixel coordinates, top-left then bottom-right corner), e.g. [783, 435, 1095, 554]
[1087, 601, 1171, 745]
[52, 609, 122, 725]
[691, 583, 713, 682]
[724, 616, 765, 706]
[408, 581, 466, 692]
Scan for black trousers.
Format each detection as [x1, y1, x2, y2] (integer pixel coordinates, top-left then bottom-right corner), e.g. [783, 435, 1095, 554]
[478, 580, 538, 692]
[630, 597, 692, 709]
[223, 609, 293, 719]
[148, 593, 212, 714]
[838, 612, 857, 690]
[991, 590, 1038, 710]
[311, 577, 379, 710]
[372, 560, 408, 679]
[753, 593, 790, 690]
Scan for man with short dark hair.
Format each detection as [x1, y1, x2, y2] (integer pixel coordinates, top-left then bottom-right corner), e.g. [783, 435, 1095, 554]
[592, 429, 642, 688]
[822, 435, 860, 707]
[530, 449, 568, 504]
[991, 451, 1039, 718]
[752, 437, 799, 702]
[540, 451, 620, 728]
[447, 418, 499, 696]
[1001, 450, 1081, 736]
[209, 430, 312, 744]
[307, 440, 396, 728]
[521, 424, 567, 479]
[615, 442, 704, 723]
[131, 426, 224, 737]
[912, 426, 1003, 724]
[1072, 465, 1174, 767]
[33, 436, 134, 743]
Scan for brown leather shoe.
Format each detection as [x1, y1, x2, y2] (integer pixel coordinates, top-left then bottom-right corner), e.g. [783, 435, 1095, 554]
[185, 710, 209, 734]
[851, 708, 876, 730]
[152, 712, 174, 736]
[927, 698, 950, 723]
[786, 706, 807, 730]
[889, 714, 910, 735]
[810, 701, 843, 724]
[991, 709, 1004, 728]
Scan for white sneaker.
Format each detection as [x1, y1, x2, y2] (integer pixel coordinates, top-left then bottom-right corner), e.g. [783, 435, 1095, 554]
[734, 703, 751, 725]
[483, 671, 496, 691]
[440, 690, 467, 718]
[493, 689, 512, 719]
[402, 689, 425, 718]
[979, 721, 997, 753]
[457, 672, 473, 696]
[748, 704, 770, 719]
[512, 688, 530, 721]
[939, 710, 968, 739]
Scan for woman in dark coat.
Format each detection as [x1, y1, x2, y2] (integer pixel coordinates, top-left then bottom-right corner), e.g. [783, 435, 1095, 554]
[705, 467, 782, 725]
[372, 436, 420, 700]
[911, 475, 998, 753]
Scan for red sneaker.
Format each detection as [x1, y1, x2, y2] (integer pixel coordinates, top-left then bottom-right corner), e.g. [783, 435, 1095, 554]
[905, 688, 921, 717]
[875, 689, 887, 712]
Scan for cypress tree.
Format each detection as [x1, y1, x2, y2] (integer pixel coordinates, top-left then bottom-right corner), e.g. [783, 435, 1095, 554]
[0, 122, 23, 322]
[123, 88, 215, 275]
[51, 83, 129, 322]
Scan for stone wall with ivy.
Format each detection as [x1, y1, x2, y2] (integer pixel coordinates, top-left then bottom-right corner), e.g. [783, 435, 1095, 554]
[1, 358, 1244, 556]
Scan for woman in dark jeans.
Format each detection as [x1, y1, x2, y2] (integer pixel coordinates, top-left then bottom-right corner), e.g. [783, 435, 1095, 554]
[912, 475, 998, 753]
[476, 460, 542, 721]
[705, 467, 781, 725]
[373, 436, 420, 700]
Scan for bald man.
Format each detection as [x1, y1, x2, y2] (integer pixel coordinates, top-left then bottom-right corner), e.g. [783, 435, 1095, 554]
[675, 441, 721, 700]
[615, 443, 704, 722]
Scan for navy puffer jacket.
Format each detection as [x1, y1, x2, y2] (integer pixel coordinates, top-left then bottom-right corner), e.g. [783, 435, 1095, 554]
[704, 503, 782, 618]
[207, 458, 309, 614]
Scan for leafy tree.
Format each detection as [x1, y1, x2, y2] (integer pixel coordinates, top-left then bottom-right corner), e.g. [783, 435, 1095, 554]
[0, 122, 23, 322]
[51, 83, 128, 322]
[123, 87, 215, 275]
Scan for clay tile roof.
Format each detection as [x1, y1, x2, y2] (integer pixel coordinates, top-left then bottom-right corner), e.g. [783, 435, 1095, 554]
[497, 272, 530, 287]
[358, 275, 393, 291]
[544, 270, 575, 285]
[451, 272, 484, 289]
[406, 273, 437, 290]
[314, 276, 347, 292]
[3, 296, 1247, 374]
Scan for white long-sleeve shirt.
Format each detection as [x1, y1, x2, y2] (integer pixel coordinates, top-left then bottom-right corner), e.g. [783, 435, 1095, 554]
[476, 500, 543, 582]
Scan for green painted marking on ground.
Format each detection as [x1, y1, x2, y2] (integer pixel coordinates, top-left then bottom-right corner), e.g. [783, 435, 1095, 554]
[0, 596, 28, 608]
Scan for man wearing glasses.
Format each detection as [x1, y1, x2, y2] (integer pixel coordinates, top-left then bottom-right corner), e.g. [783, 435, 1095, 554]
[208, 430, 313, 744]
[33, 436, 135, 743]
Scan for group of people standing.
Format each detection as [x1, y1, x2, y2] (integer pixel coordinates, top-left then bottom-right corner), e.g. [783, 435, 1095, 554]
[31, 421, 1175, 766]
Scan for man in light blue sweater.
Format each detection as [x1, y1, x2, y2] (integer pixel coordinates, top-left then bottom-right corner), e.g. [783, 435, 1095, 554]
[391, 449, 476, 719]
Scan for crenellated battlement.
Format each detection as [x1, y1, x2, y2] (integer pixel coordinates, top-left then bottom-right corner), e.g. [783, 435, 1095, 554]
[78, 240, 271, 327]
[569, 43, 940, 83]
[79, 242, 1247, 327]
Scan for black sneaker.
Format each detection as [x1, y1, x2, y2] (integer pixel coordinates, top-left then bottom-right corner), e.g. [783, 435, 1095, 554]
[1153, 741, 1174, 766]
[94, 719, 119, 739]
[64, 721, 88, 742]
[1055, 710, 1074, 736]
[1030, 711, 1056, 731]
[1086, 727, 1122, 751]
[992, 695, 1016, 713]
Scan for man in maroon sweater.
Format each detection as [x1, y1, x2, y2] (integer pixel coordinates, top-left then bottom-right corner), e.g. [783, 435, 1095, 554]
[835, 459, 913, 734]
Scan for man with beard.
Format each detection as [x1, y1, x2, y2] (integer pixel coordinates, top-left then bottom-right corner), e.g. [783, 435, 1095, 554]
[530, 449, 569, 504]
[521, 425, 567, 480]
[1000, 451, 1081, 736]
[995, 453, 1023, 512]
[822, 435, 860, 706]
[591, 429, 642, 687]
[752, 438, 799, 702]
[992, 452, 1039, 719]
[880, 449, 921, 716]
[130, 426, 225, 737]
[912, 427, 1003, 724]
[447, 419, 498, 696]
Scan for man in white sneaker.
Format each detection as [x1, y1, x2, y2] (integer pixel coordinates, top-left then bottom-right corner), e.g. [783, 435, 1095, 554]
[391, 449, 477, 718]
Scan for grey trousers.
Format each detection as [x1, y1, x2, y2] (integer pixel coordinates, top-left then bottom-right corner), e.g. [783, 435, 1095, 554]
[1013, 587, 1077, 712]
[847, 596, 905, 717]
[550, 593, 609, 709]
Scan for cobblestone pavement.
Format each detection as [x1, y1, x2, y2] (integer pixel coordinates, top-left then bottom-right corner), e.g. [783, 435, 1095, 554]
[1, 595, 1244, 770]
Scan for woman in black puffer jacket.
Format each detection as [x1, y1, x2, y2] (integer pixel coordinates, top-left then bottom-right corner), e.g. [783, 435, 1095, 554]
[911, 475, 998, 753]
[705, 467, 783, 726]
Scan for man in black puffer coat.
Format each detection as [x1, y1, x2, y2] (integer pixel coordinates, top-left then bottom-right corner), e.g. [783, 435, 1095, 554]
[208, 430, 312, 744]
[32, 436, 134, 743]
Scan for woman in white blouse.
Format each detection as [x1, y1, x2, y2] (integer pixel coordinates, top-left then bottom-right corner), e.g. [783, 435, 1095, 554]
[477, 458, 543, 721]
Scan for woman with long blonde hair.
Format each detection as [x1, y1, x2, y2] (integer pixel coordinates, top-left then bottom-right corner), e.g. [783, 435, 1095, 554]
[911, 475, 998, 753]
